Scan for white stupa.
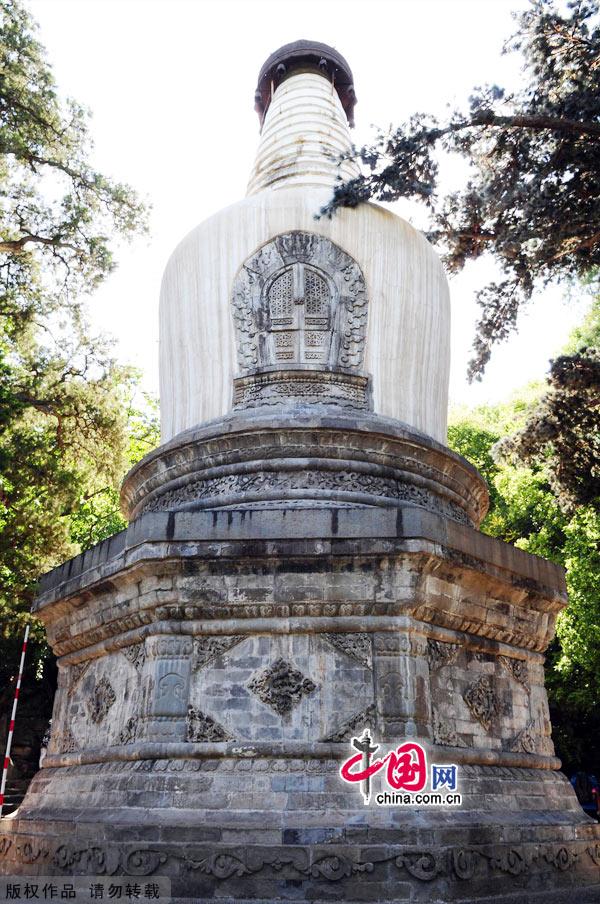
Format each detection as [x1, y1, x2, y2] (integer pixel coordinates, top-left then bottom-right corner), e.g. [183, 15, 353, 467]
[159, 40, 450, 446]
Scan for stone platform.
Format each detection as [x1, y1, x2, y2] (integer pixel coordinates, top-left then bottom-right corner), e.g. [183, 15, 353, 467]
[2, 503, 600, 902]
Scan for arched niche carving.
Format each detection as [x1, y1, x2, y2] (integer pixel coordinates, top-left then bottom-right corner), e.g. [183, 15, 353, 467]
[231, 232, 368, 374]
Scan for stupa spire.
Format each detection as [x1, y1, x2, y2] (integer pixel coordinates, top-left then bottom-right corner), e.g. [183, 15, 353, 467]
[247, 40, 360, 195]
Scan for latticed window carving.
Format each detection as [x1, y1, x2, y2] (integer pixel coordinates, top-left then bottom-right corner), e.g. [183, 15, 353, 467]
[268, 269, 294, 327]
[231, 231, 368, 372]
[273, 332, 295, 360]
[304, 269, 330, 327]
[266, 263, 332, 364]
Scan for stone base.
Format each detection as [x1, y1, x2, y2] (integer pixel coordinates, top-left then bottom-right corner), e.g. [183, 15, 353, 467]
[232, 368, 372, 412]
[2, 759, 600, 902]
[2, 503, 598, 901]
[2, 750, 600, 901]
[119, 409, 489, 526]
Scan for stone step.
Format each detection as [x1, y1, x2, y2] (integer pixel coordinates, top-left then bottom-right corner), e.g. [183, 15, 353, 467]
[1, 778, 32, 815]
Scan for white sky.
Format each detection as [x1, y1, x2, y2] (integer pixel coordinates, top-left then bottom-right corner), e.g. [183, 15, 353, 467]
[28, 0, 592, 407]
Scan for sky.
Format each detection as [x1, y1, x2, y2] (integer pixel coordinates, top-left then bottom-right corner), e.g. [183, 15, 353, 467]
[27, 0, 593, 408]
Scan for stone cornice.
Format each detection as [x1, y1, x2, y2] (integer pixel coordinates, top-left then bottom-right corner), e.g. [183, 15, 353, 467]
[32, 506, 567, 658]
[35, 506, 565, 612]
[55, 616, 546, 668]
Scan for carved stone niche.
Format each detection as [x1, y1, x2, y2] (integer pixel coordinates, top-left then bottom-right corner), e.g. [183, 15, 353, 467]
[231, 232, 371, 409]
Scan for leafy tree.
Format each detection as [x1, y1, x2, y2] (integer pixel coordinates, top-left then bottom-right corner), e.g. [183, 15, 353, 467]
[67, 392, 159, 551]
[448, 395, 567, 554]
[0, 0, 148, 686]
[0, 0, 145, 323]
[496, 297, 600, 511]
[448, 384, 600, 773]
[322, 0, 600, 378]
[488, 300, 600, 769]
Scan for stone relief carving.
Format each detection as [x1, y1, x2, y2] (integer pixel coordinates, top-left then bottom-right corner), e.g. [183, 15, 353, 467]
[51, 842, 165, 876]
[61, 727, 78, 753]
[156, 672, 187, 712]
[587, 844, 600, 867]
[248, 658, 317, 716]
[338, 264, 369, 369]
[87, 676, 116, 725]
[121, 643, 145, 672]
[192, 635, 244, 672]
[498, 655, 530, 691]
[427, 639, 461, 671]
[463, 676, 499, 731]
[118, 717, 138, 746]
[321, 704, 376, 743]
[505, 719, 537, 755]
[322, 632, 372, 669]
[374, 635, 399, 656]
[377, 670, 404, 719]
[411, 603, 549, 656]
[543, 847, 579, 871]
[374, 634, 428, 657]
[2, 835, 596, 885]
[147, 636, 193, 659]
[432, 714, 467, 748]
[69, 661, 91, 688]
[51, 758, 341, 777]
[150, 599, 395, 624]
[187, 706, 233, 742]
[231, 232, 368, 373]
[140, 468, 470, 526]
[231, 272, 258, 370]
[232, 370, 371, 411]
[277, 232, 318, 262]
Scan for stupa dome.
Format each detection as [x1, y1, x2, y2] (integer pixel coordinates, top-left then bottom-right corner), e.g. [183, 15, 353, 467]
[158, 43, 451, 447]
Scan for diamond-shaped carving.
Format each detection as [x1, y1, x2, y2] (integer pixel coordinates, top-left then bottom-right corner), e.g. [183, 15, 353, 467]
[427, 639, 460, 671]
[463, 675, 498, 731]
[323, 632, 372, 669]
[87, 675, 116, 725]
[118, 717, 138, 745]
[248, 658, 317, 716]
[321, 704, 376, 743]
[61, 726, 77, 753]
[432, 713, 467, 748]
[192, 635, 243, 671]
[187, 706, 233, 742]
[506, 719, 536, 754]
[69, 661, 91, 688]
[122, 643, 145, 672]
[498, 655, 530, 691]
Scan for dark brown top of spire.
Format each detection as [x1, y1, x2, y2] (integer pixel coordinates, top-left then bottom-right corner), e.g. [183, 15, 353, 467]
[255, 40, 356, 128]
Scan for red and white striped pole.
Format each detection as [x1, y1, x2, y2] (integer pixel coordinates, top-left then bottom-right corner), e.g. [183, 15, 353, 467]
[0, 624, 30, 819]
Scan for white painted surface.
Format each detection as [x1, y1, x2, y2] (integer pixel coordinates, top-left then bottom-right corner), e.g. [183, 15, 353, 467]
[247, 71, 359, 195]
[160, 73, 451, 444]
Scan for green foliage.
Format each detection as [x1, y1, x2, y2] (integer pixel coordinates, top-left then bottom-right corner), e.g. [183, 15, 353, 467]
[496, 297, 600, 511]
[67, 392, 160, 551]
[556, 507, 600, 674]
[497, 350, 599, 509]
[323, 0, 600, 378]
[0, 0, 149, 687]
[0, 0, 146, 323]
[448, 407, 566, 551]
[563, 295, 600, 354]
[448, 386, 600, 771]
